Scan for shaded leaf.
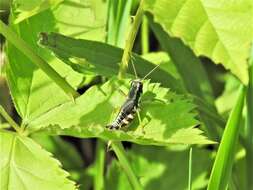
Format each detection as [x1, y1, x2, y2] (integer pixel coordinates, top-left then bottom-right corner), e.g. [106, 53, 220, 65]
[30, 79, 213, 145]
[0, 130, 77, 190]
[144, 0, 252, 84]
[215, 75, 241, 116]
[106, 146, 213, 190]
[38, 32, 185, 93]
[31, 134, 83, 170]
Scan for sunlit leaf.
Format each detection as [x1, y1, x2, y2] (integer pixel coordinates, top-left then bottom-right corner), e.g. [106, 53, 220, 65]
[144, 0, 253, 84]
[13, 0, 63, 24]
[6, 13, 69, 122]
[29, 79, 213, 145]
[6, 10, 85, 122]
[0, 130, 77, 190]
[53, 0, 107, 40]
[148, 16, 223, 139]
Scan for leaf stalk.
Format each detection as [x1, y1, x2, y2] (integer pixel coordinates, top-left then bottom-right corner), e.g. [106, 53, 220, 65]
[118, 0, 144, 79]
[0, 105, 21, 133]
[111, 142, 142, 190]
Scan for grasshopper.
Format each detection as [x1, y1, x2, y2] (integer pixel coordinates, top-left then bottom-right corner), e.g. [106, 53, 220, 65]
[106, 60, 161, 130]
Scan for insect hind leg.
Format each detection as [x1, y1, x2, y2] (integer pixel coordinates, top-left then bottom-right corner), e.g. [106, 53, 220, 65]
[135, 107, 146, 135]
[106, 124, 120, 130]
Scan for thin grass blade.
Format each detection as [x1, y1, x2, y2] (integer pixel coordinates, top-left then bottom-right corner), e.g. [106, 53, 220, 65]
[207, 85, 246, 190]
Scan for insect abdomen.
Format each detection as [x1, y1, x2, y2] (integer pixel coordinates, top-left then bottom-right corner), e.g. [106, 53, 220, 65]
[106, 80, 142, 130]
[107, 110, 136, 129]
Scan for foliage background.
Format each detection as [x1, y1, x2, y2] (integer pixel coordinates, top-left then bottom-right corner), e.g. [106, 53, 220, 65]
[0, 0, 252, 190]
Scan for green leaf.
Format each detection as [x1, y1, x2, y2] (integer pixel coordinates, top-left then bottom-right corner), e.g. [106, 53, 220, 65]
[208, 85, 246, 190]
[53, 0, 107, 40]
[106, 146, 213, 190]
[13, 0, 63, 24]
[30, 79, 213, 145]
[141, 51, 182, 81]
[5, 10, 85, 122]
[144, 0, 252, 84]
[148, 16, 222, 139]
[5, 13, 70, 122]
[147, 15, 214, 107]
[38, 32, 185, 93]
[0, 130, 76, 190]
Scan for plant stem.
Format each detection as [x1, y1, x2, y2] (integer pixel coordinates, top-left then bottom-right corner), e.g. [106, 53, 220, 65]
[0, 20, 79, 99]
[188, 147, 192, 190]
[118, 0, 144, 79]
[111, 142, 142, 190]
[141, 15, 149, 54]
[94, 140, 105, 190]
[0, 105, 21, 133]
[207, 85, 246, 190]
[245, 48, 253, 190]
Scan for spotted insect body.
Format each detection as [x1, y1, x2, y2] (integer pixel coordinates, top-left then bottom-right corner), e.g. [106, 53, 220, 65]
[106, 80, 143, 129]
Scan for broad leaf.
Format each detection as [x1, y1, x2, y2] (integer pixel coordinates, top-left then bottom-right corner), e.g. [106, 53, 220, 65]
[13, 0, 63, 24]
[53, 0, 107, 40]
[6, 12, 70, 122]
[106, 146, 213, 190]
[144, 0, 253, 84]
[0, 130, 76, 190]
[6, 10, 84, 122]
[38, 32, 185, 93]
[148, 16, 223, 139]
[29, 79, 213, 145]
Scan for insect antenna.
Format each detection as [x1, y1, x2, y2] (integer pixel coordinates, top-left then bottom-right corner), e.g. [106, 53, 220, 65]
[130, 53, 138, 79]
[141, 63, 161, 81]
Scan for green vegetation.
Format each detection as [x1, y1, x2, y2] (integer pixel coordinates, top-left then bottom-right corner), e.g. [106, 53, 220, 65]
[0, 0, 252, 190]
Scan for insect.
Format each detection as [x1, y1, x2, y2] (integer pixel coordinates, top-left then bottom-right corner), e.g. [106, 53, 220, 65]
[106, 60, 161, 130]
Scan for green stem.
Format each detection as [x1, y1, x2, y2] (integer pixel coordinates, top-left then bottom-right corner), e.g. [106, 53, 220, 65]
[141, 15, 149, 54]
[111, 142, 142, 190]
[94, 140, 105, 190]
[207, 85, 246, 190]
[245, 49, 253, 190]
[118, 0, 144, 79]
[188, 147, 192, 190]
[0, 105, 21, 133]
[0, 20, 79, 99]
